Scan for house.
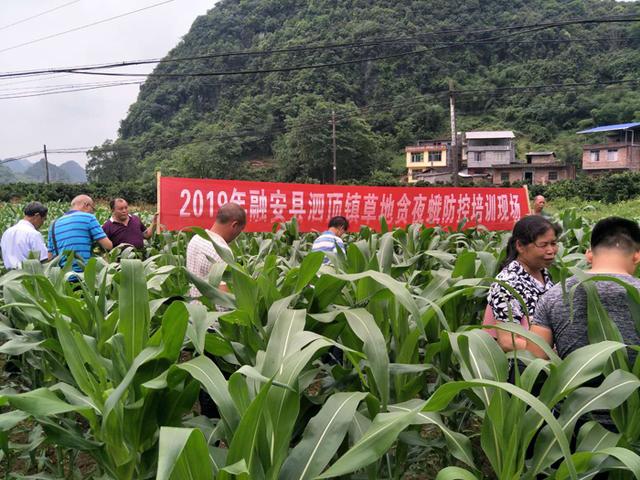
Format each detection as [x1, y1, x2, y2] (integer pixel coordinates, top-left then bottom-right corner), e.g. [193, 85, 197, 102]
[491, 151, 575, 185]
[465, 131, 516, 172]
[577, 122, 640, 174]
[405, 140, 450, 184]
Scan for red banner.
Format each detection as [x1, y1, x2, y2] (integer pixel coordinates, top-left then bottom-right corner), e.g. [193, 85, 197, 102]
[158, 176, 530, 232]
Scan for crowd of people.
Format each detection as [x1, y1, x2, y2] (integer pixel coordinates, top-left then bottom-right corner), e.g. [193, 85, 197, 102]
[487, 209, 640, 364]
[1, 194, 639, 379]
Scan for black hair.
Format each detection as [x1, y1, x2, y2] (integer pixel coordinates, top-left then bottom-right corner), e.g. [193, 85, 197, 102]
[109, 198, 126, 210]
[23, 201, 48, 217]
[591, 217, 640, 254]
[502, 215, 562, 269]
[328, 216, 349, 231]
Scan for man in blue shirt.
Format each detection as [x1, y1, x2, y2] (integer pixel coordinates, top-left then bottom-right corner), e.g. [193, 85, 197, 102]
[48, 195, 112, 272]
[311, 216, 349, 264]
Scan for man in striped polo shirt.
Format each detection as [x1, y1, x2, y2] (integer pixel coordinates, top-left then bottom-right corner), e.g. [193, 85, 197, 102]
[48, 195, 113, 272]
[311, 216, 349, 264]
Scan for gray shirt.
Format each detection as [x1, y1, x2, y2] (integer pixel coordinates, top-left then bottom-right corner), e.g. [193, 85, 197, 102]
[532, 273, 640, 359]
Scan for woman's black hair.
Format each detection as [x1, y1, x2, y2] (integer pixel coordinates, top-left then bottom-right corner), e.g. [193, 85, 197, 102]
[501, 215, 562, 269]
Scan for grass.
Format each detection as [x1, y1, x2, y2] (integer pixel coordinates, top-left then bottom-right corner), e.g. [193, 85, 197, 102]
[546, 197, 640, 221]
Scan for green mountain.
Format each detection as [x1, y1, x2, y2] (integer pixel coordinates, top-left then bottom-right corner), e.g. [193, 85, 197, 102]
[59, 161, 88, 183]
[24, 159, 71, 183]
[87, 0, 640, 183]
[6, 158, 33, 174]
[0, 164, 17, 184]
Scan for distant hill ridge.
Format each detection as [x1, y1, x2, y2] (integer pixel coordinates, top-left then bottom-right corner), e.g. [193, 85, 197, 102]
[0, 158, 86, 184]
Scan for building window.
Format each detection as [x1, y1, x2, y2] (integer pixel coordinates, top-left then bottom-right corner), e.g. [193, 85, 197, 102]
[590, 150, 599, 162]
[428, 151, 442, 163]
[607, 149, 618, 162]
[548, 171, 558, 181]
[411, 152, 423, 163]
[500, 172, 510, 183]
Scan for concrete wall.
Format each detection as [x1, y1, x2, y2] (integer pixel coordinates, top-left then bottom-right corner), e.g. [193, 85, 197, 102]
[492, 165, 575, 185]
[582, 144, 640, 172]
[529, 154, 556, 164]
[406, 149, 448, 169]
[466, 139, 515, 167]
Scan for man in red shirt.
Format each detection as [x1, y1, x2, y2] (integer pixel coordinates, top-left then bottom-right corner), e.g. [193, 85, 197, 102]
[102, 198, 157, 249]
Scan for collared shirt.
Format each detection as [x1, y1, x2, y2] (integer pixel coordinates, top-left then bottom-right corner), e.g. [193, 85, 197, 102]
[311, 230, 345, 264]
[48, 210, 106, 272]
[102, 214, 147, 249]
[488, 260, 554, 324]
[186, 230, 230, 299]
[1, 220, 48, 269]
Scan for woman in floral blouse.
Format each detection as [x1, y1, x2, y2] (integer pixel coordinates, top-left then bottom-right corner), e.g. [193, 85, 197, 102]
[487, 215, 561, 351]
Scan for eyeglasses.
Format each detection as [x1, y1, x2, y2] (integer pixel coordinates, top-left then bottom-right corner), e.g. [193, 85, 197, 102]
[533, 240, 559, 249]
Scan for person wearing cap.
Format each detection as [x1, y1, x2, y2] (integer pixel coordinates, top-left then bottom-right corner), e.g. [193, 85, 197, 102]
[1, 201, 49, 269]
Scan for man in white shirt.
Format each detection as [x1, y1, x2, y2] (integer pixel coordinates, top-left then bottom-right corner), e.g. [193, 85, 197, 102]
[1, 202, 49, 269]
[185, 202, 246, 419]
[186, 202, 246, 300]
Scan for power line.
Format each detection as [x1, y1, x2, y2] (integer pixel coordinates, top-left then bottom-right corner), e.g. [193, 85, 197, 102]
[0, 0, 83, 32]
[0, 15, 638, 79]
[4, 77, 640, 161]
[0, 32, 634, 99]
[0, 151, 44, 164]
[0, 0, 177, 55]
[0, 81, 143, 100]
[61, 17, 640, 79]
[9, 77, 638, 155]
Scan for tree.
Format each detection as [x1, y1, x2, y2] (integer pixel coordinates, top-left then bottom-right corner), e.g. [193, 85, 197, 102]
[274, 101, 387, 183]
[86, 140, 138, 183]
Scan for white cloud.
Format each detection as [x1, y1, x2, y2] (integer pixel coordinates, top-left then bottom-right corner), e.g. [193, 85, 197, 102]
[0, 0, 216, 165]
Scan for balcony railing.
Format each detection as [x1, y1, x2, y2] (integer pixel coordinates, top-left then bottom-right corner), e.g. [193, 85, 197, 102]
[466, 145, 512, 152]
[582, 142, 638, 150]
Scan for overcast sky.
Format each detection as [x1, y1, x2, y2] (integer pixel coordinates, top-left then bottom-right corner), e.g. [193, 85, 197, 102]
[0, 0, 216, 166]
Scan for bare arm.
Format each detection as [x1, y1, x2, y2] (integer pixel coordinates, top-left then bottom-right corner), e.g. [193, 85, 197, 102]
[97, 237, 113, 251]
[143, 213, 159, 239]
[527, 325, 553, 359]
[496, 328, 528, 352]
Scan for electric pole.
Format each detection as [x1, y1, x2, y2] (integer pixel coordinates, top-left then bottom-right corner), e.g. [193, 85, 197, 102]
[43, 144, 50, 184]
[331, 110, 337, 184]
[449, 80, 459, 186]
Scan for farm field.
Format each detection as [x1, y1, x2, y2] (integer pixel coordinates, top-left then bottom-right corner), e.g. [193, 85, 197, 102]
[546, 198, 640, 222]
[0, 202, 639, 479]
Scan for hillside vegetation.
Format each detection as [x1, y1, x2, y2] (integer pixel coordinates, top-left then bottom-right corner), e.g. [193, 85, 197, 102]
[87, 0, 640, 184]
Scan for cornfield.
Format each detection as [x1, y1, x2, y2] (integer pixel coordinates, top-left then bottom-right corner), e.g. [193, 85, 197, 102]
[0, 203, 639, 479]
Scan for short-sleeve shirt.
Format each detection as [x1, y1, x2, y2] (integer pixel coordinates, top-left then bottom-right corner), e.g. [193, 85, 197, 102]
[488, 260, 554, 324]
[186, 231, 230, 299]
[1, 220, 48, 269]
[102, 215, 147, 249]
[311, 230, 345, 264]
[532, 274, 640, 360]
[48, 211, 107, 272]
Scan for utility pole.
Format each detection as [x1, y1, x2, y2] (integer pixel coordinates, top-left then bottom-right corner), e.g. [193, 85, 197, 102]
[43, 144, 50, 184]
[331, 110, 337, 184]
[449, 80, 459, 186]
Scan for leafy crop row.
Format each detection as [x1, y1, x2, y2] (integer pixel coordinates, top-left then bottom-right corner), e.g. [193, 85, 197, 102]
[0, 208, 638, 479]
